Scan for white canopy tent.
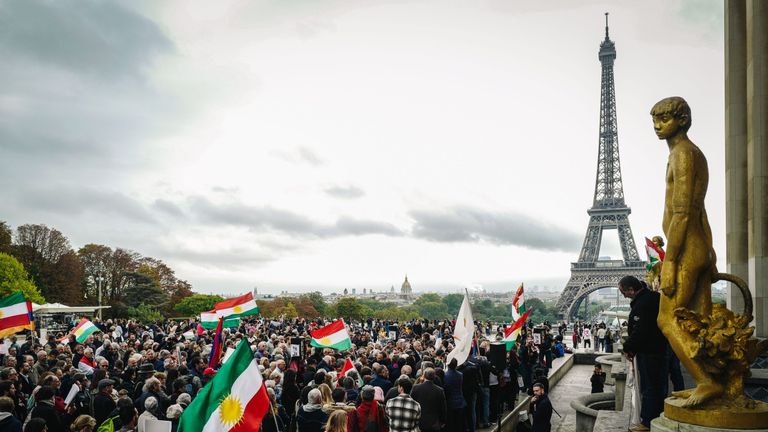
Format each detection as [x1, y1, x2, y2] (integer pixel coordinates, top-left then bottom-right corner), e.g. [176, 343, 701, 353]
[32, 303, 110, 314]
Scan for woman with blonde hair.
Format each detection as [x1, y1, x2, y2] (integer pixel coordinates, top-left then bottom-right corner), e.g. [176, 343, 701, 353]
[70, 415, 96, 432]
[324, 410, 348, 432]
[318, 384, 334, 406]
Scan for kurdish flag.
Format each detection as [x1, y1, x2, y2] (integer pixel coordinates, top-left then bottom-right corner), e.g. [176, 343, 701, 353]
[310, 319, 352, 351]
[339, 358, 364, 387]
[215, 293, 259, 319]
[502, 308, 532, 351]
[0, 292, 34, 339]
[178, 337, 270, 432]
[61, 318, 100, 343]
[201, 310, 240, 330]
[511, 283, 527, 322]
[645, 237, 666, 271]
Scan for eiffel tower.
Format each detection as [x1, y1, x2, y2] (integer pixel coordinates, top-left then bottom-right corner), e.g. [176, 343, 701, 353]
[555, 14, 646, 320]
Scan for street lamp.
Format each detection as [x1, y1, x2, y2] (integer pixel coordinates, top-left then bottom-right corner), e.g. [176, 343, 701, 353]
[95, 263, 105, 320]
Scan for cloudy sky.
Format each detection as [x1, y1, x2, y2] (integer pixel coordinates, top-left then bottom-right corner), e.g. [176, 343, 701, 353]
[0, 0, 725, 295]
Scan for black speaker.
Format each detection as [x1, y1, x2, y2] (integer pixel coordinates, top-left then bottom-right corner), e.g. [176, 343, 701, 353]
[488, 343, 507, 371]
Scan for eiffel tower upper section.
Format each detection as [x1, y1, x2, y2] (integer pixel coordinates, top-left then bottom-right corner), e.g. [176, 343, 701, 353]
[577, 13, 642, 266]
[556, 14, 645, 318]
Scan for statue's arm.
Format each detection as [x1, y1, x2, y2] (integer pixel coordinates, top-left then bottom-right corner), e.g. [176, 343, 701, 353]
[661, 150, 694, 297]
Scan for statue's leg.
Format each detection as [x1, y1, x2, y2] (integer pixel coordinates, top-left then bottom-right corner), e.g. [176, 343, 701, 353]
[659, 266, 723, 407]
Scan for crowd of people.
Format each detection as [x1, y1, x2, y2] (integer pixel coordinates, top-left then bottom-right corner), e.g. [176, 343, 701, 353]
[0, 316, 567, 432]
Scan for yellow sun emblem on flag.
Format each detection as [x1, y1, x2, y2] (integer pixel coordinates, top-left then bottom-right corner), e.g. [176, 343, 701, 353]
[233, 305, 243, 314]
[219, 394, 244, 428]
[319, 337, 332, 346]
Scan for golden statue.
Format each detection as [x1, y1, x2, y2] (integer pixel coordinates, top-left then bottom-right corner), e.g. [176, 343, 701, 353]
[653, 96, 768, 428]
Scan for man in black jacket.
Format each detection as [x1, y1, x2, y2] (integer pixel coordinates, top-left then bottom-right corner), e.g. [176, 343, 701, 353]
[458, 359, 481, 432]
[530, 383, 551, 432]
[93, 379, 117, 427]
[619, 276, 668, 432]
[410, 368, 446, 432]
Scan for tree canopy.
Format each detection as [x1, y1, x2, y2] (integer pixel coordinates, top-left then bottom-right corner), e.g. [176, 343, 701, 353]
[0, 252, 45, 303]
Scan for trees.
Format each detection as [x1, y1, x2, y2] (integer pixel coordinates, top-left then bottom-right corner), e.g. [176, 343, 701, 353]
[0, 222, 11, 254]
[123, 272, 168, 309]
[11, 224, 81, 303]
[127, 303, 164, 322]
[174, 294, 225, 316]
[333, 297, 366, 321]
[442, 293, 463, 316]
[0, 253, 44, 303]
[301, 292, 327, 316]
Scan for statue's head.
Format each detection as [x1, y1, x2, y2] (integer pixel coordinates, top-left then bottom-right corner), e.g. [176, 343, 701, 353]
[650, 97, 691, 135]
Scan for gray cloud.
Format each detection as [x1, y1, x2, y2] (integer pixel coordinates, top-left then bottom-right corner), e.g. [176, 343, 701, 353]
[158, 246, 276, 270]
[152, 199, 185, 218]
[298, 146, 323, 166]
[410, 206, 581, 252]
[188, 196, 402, 238]
[8, 185, 155, 224]
[0, 0, 173, 78]
[324, 185, 365, 199]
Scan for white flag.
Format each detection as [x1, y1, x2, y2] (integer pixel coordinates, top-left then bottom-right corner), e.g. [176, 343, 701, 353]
[446, 293, 475, 366]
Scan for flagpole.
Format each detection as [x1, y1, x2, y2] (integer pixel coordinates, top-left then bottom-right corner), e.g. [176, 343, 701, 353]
[268, 392, 281, 432]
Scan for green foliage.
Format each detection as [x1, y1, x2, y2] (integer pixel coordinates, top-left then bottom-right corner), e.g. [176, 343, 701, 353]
[123, 272, 168, 308]
[415, 301, 450, 319]
[127, 303, 163, 322]
[0, 252, 45, 303]
[174, 294, 225, 316]
[525, 297, 559, 324]
[280, 302, 298, 318]
[333, 297, 367, 320]
[442, 293, 463, 316]
[0, 222, 11, 254]
[302, 292, 327, 316]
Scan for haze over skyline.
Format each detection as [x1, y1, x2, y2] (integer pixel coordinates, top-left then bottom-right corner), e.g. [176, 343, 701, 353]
[0, 0, 725, 295]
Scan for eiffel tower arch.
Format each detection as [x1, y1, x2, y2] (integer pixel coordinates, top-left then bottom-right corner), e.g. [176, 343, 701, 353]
[555, 14, 646, 320]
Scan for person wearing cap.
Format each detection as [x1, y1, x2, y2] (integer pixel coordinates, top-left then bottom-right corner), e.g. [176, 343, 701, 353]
[93, 379, 117, 427]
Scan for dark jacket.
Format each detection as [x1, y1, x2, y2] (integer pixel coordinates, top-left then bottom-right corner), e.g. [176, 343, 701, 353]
[369, 376, 393, 395]
[442, 369, 466, 410]
[531, 394, 552, 432]
[30, 401, 65, 432]
[0, 412, 22, 432]
[590, 372, 605, 393]
[296, 406, 328, 432]
[93, 392, 117, 426]
[410, 380, 446, 432]
[458, 361, 481, 398]
[623, 288, 667, 355]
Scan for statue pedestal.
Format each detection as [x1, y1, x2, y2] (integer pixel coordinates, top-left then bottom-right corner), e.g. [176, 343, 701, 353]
[661, 396, 768, 429]
[652, 414, 768, 431]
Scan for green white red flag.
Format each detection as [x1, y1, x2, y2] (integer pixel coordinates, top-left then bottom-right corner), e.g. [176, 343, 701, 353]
[339, 358, 364, 387]
[511, 283, 527, 321]
[645, 237, 665, 271]
[201, 310, 240, 330]
[215, 293, 259, 319]
[310, 319, 352, 350]
[178, 336, 270, 432]
[0, 291, 34, 339]
[502, 309, 532, 351]
[60, 318, 99, 343]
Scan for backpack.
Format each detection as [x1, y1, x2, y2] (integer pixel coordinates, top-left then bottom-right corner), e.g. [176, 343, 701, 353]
[96, 415, 119, 432]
